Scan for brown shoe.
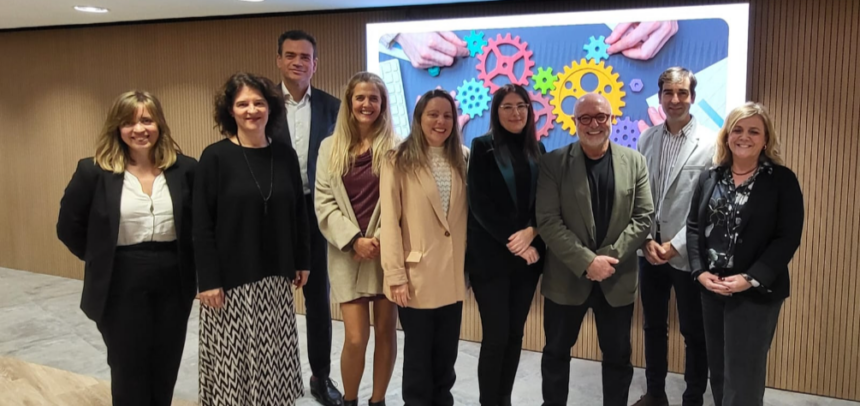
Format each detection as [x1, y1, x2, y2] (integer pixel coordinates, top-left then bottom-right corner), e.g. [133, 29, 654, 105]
[631, 393, 669, 406]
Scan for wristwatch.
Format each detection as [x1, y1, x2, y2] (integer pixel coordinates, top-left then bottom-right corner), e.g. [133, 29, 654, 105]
[740, 273, 760, 288]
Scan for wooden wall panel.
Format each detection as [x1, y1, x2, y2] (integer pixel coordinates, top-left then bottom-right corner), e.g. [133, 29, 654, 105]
[1, 0, 858, 400]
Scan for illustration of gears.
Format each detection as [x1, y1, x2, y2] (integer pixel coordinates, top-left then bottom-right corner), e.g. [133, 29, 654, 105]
[476, 33, 536, 94]
[531, 67, 556, 95]
[550, 58, 626, 134]
[583, 35, 609, 62]
[612, 117, 642, 149]
[630, 78, 644, 93]
[464, 30, 488, 57]
[529, 91, 556, 139]
[455, 78, 492, 118]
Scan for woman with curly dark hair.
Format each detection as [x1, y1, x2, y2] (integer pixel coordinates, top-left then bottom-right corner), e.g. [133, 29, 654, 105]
[194, 72, 309, 405]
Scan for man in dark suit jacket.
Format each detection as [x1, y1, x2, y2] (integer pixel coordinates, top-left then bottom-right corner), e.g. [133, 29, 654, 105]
[536, 93, 653, 406]
[275, 29, 343, 406]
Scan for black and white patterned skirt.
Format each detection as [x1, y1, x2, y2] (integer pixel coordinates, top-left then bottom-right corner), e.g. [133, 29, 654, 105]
[199, 275, 303, 406]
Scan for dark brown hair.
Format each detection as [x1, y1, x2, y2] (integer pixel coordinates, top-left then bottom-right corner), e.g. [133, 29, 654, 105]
[213, 72, 285, 138]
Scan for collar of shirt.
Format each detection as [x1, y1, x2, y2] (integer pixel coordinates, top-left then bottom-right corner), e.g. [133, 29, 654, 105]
[661, 115, 697, 138]
[281, 82, 312, 105]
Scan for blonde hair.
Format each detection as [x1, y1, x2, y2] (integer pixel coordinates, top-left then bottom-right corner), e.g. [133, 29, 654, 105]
[94, 91, 181, 173]
[392, 89, 467, 179]
[327, 72, 398, 177]
[714, 102, 784, 166]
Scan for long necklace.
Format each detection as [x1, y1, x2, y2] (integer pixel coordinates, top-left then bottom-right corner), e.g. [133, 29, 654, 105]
[236, 134, 274, 216]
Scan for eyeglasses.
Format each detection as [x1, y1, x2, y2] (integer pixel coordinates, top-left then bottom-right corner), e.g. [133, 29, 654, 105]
[500, 103, 529, 114]
[575, 114, 611, 125]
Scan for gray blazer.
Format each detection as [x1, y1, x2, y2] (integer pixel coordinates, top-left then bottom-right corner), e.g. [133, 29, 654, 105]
[637, 117, 716, 271]
[536, 142, 653, 307]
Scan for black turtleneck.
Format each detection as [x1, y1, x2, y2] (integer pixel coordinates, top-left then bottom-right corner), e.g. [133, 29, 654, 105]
[504, 132, 533, 226]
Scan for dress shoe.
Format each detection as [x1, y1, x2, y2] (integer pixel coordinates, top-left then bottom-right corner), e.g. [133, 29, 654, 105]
[310, 376, 344, 406]
[631, 393, 669, 406]
[342, 399, 357, 406]
[368, 400, 386, 406]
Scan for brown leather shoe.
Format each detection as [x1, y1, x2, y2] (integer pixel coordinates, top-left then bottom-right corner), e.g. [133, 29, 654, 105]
[631, 393, 669, 406]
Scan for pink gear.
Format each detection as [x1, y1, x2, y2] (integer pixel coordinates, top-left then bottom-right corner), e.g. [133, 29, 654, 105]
[476, 33, 536, 94]
[529, 91, 556, 139]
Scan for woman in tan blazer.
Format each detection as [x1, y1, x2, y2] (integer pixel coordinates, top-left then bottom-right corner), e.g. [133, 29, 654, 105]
[315, 72, 399, 406]
[380, 89, 469, 406]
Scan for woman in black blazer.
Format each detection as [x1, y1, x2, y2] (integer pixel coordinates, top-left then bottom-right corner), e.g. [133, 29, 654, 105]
[466, 84, 545, 406]
[687, 102, 803, 406]
[57, 91, 196, 406]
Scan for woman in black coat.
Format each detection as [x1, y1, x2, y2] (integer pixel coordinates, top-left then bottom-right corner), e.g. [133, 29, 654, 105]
[687, 102, 804, 406]
[57, 91, 196, 406]
[466, 84, 545, 406]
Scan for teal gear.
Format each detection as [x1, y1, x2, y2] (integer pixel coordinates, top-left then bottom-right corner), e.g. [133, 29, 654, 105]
[583, 35, 610, 62]
[464, 30, 488, 57]
[455, 78, 492, 118]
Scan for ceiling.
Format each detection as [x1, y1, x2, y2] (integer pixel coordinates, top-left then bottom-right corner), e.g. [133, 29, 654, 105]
[0, 0, 495, 30]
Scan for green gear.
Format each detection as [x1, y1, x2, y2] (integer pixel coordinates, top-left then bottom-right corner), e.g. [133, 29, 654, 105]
[532, 67, 556, 95]
[464, 30, 488, 57]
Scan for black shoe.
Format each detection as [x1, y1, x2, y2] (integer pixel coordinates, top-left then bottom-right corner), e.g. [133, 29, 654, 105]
[343, 399, 358, 406]
[631, 393, 669, 406]
[310, 376, 344, 406]
[368, 400, 385, 406]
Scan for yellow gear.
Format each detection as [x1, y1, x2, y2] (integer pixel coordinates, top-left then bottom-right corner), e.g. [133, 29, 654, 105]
[550, 58, 626, 134]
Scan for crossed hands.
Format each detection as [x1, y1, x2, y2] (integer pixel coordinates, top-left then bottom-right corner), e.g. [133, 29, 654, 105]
[508, 227, 540, 265]
[642, 239, 679, 265]
[586, 255, 619, 282]
[697, 272, 752, 296]
[352, 237, 380, 262]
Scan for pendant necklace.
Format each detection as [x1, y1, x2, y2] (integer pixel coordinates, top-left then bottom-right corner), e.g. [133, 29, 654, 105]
[237, 134, 274, 215]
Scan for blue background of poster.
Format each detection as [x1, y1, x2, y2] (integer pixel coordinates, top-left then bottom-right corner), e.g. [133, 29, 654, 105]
[379, 19, 728, 151]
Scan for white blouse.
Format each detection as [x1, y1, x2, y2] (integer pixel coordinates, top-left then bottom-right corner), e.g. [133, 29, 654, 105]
[117, 172, 176, 246]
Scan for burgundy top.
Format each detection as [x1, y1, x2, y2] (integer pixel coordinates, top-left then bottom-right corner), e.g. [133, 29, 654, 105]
[342, 150, 379, 235]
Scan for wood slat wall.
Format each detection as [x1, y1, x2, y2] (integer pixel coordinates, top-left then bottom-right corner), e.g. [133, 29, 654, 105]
[1, 0, 857, 400]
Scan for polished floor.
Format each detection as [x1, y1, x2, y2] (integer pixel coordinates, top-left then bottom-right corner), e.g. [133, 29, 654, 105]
[0, 267, 856, 406]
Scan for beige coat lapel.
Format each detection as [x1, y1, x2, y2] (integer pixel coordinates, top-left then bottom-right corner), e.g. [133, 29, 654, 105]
[415, 167, 451, 231]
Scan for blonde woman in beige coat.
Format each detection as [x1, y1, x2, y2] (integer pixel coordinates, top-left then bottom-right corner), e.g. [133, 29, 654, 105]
[315, 72, 399, 406]
[380, 89, 469, 406]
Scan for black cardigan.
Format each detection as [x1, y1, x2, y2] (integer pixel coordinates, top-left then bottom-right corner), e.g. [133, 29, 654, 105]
[56, 155, 198, 323]
[466, 133, 546, 282]
[687, 164, 804, 301]
[192, 139, 310, 292]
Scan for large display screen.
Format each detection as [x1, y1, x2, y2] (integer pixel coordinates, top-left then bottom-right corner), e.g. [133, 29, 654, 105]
[366, 4, 748, 151]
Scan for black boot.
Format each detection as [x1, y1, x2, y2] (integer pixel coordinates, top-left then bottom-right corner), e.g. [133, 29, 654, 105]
[310, 376, 344, 406]
[368, 400, 386, 406]
[343, 399, 358, 406]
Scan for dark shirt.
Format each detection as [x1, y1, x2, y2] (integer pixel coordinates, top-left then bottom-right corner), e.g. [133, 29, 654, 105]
[584, 147, 615, 247]
[508, 135, 533, 226]
[193, 138, 310, 292]
[705, 161, 772, 275]
[342, 149, 379, 235]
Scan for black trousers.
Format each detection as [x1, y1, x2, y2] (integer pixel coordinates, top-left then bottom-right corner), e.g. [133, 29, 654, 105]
[639, 257, 708, 405]
[398, 301, 463, 406]
[701, 292, 783, 406]
[96, 242, 193, 406]
[471, 271, 540, 406]
[541, 286, 634, 406]
[304, 193, 333, 379]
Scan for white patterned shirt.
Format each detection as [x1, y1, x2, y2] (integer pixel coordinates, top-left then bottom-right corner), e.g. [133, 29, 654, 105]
[428, 146, 452, 216]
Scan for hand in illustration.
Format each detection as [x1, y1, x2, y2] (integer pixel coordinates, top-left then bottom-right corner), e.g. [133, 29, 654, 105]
[605, 21, 678, 60]
[395, 31, 470, 69]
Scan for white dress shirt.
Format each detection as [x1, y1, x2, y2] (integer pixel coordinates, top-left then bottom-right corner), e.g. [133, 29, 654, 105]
[117, 172, 176, 246]
[282, 82, 313, 195]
